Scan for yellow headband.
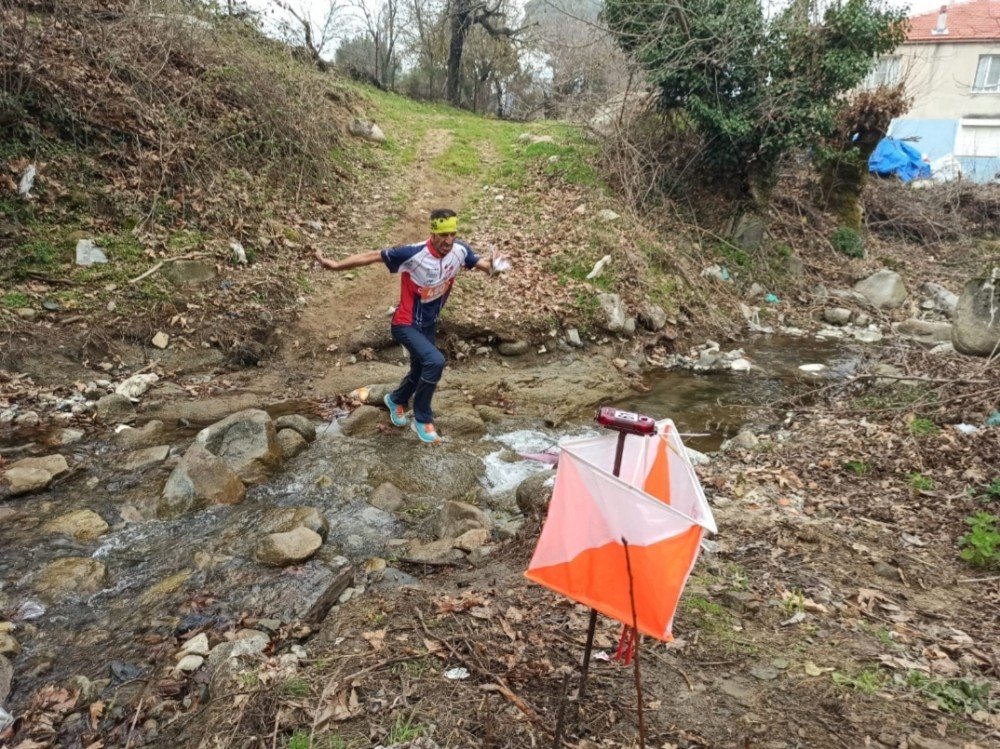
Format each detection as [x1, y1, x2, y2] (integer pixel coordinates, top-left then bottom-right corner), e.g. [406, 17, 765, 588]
[430, 216, 458, 234]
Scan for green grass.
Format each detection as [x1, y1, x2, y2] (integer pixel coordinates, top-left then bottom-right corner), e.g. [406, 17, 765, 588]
[844, 459, 871, 476]
[282, 678, 312, 697]
[832, 667, 887, 694]
[906, 672, 992, 714]
[959, 512, 1000, 568]
[908, 418, 940, 437]
[385, 712, 426, 744]
[907, 472, 934, 491]
[1, 291, 30, 308]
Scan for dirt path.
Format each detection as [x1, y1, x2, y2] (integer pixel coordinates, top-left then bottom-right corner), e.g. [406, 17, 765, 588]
[286, 128, 479, 361]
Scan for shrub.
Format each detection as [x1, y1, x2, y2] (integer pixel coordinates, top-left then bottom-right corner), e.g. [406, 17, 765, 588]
[959, 512, 1000, 568]
[830, 226, 864, 258]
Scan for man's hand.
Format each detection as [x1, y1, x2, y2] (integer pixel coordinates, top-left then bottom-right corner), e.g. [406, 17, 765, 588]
[314, 249, 338, 270]
[490, 248, 511, 275]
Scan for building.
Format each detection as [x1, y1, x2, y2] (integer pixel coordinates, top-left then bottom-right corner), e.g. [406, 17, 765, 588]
[879, 1, 1000, 182]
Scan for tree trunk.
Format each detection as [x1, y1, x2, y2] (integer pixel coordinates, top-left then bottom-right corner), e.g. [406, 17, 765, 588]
[446, 0, 473, 106]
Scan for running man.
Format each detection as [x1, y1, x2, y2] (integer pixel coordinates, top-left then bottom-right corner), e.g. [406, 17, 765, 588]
[314, 209, 509, 444]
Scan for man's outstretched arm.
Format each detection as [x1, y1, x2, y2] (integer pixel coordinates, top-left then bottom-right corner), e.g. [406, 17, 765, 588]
[315, 249, 382, 271]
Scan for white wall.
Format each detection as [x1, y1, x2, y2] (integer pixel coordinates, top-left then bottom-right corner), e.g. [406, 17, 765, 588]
[900, 41, 1000, 119]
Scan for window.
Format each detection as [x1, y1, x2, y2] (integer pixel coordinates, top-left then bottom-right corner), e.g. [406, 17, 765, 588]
[956, 120, 1000, 157]
[972, 55, 1000, 93]
[861, 56, 901, 90]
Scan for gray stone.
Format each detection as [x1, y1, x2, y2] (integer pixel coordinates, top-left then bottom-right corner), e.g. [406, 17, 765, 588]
[75, 239, 107, 266]
[622, 317, 636, 337]
[95, 394, 135, 424]
[370, 482, 405, 512]
[597, 293, 627, 333]
[242, 559, 352, 624]
[853, 270, 907, 309]
[566, 328, 583, 347]
[1, 454, 69, 498]
[454, 528, 489, 552]
[0, 654, 12, 705]
[114, 420, 167, 449]
[274, 415, 316, 442]
[952, 275, 1000, 357]
[44, 509, 109, 541]
[255, 527, 323, 567]
[36, 557, 108, 595]
[404, 539, 464, 565]
[733, 213, 766, 250]
[341, 405, 384, 437]
[922, 282, 959, 318]
[163, 260, 216, 286]
[0, 634, 19, 657]
[516, 471, 554, 514]
[822, 307, 852, 326]
[874, 561, 903, 583]
[907, 734, 961, 749]
[498, 340, 530, 356]
[638, 303, 667, 331]
[596, 209, 620, 222]
[260, 506, 329, 540]
[895, 319, 953, 345]
[439, 500, 489, 540]
[369, 447, 481, 499]
[726, 430, 759, 451]
[159, 444, 245, 518]
[194, 409, 282, 484]
[277, 428, 308, 459]
[123, 445, 170, 472]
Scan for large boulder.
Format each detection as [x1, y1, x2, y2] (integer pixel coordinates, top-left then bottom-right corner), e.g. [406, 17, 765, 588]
[276, 429, 308, 460]
[516, 471, 555, 515]
[194, 409, 282, 484]
[341, 405, 384, 437]
[853, 270, 907, 309]
[895, 319, 953, 346]
[260, 506, 329, 540]
[638, 303, 667, 332]
[597, 293, 627, 334]
[952, 276, 1000, 357]
[95, 394, 136, 424]
[274, 415, 316, 442]
[114, 420, 168, 449]
[159, 444, 246, 518]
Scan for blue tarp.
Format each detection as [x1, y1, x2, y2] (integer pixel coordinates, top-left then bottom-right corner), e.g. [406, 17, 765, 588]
[869, 137, 931, 183]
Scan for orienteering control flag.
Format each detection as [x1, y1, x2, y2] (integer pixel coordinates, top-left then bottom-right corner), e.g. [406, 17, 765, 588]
[526, 420, 716, 641]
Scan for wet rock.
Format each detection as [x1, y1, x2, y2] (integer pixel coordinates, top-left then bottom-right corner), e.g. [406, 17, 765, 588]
[36, 557, 108, 594]
[44, 509, 109, 540]
[952, 275, 1000, 357]
[95, 394, 136, 424]
[277, 428, 308, 459]
[159, 444, 246, 518]
[439, 500, 489, 539]
[822, 307, 852, 326]
[123, 445, 171, 472]
[0, 654, 13, 705]
[114, 420, 168, 449]
[895, 319, 953, 346]
[255, 526, 323, 566]
[0, 633, 20, 657]
[853, 270, 907, 309]
[436, 407, 485, 438]
[274, 415, 316, 442]
[109, 660, 143, 682]
[370, 482, 405, 512]
[49, 428, 84, 446]
[369, 447, 481, 499]
[234, 558, 353, 624]
[498, 340, 530, 356]
[516, 472, 554, 514]
[163, 259, 217, 286]
[597, 293, 627, 333]
[341, 405, 384, 437]
[260, 506, 329, 540]
[194, 409, 282, 484]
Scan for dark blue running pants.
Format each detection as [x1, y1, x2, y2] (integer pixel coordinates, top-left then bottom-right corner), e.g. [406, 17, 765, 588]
[389, 323, 445, 424]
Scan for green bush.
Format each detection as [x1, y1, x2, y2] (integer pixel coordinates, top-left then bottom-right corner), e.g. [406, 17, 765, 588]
[830, 226, 864, 258]
[959, 512, 1000, 568]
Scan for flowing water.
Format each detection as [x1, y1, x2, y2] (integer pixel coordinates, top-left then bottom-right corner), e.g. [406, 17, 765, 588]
[0, 334, 861, 709]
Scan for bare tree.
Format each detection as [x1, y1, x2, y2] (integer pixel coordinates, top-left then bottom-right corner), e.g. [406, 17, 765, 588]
[444, 0, 525, 107]
[350, 0, 402, 89]
[273, 0, 343, 71]
[405, 0, 448, 99]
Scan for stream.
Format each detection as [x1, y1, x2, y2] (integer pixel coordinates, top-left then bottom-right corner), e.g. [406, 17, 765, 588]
[0, 334, 861, 711]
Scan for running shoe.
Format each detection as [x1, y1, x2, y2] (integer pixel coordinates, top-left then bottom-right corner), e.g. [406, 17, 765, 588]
[384, 393, 408, 427]
[411, 420, 442, 444]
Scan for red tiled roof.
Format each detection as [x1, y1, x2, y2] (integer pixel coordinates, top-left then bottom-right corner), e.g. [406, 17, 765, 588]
[907, 0, 1000, 42]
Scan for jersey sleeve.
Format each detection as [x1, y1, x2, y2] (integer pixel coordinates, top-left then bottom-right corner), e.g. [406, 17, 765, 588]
[381, 244, 422, 273]
[460, 243, 481, 270]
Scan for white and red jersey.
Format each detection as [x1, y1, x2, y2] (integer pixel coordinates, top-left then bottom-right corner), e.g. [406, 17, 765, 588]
[381, 239, 480, 327]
